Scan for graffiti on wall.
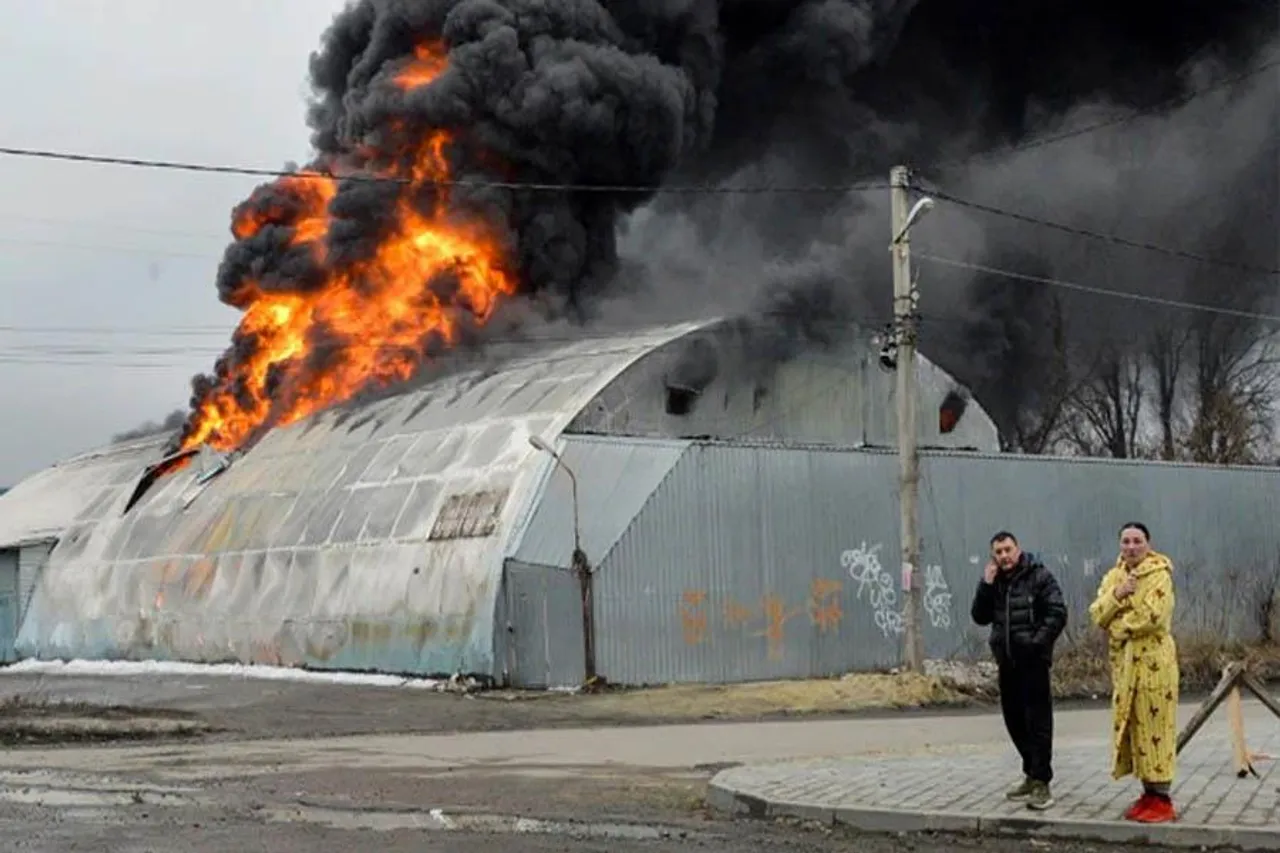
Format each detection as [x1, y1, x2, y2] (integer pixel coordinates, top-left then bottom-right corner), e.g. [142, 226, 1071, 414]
[840, 541, 903, 638]
[675, 549, 959, 658]
[679, 590, 709, 645]
[922, 564, 953, 630]
[677, 579, 847, 660]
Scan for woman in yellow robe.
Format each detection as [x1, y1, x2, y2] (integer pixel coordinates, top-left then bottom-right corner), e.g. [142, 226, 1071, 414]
[1088, 521, 1179, 824]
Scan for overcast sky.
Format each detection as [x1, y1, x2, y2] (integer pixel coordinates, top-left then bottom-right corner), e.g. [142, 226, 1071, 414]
[0, 0, 350, 485]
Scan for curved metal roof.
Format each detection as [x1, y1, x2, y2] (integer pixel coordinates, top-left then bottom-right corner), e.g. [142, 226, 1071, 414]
[16, 321, 705, 676]
[0, 435, 170, 548]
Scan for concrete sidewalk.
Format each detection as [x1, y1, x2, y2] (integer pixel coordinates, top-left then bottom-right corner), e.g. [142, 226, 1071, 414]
[708, 719, 1280, 850]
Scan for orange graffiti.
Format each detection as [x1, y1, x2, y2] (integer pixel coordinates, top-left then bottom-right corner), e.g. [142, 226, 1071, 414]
[722, 598, 756, 628]
[679, 589, 708, 645]
[809, 578, 843, 632]
[753, 594, 804, 660]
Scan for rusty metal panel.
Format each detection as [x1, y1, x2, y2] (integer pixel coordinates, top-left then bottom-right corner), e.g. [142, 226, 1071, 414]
[428, 489, 509, 540]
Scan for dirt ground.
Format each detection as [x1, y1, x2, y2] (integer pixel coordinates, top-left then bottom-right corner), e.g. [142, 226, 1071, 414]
[0, 669, 986, 744]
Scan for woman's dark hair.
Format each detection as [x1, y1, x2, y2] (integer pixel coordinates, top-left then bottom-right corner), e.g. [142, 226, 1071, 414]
[1118, 521, 1151, 541]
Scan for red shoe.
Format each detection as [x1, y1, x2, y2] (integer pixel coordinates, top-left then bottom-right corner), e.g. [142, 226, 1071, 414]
[1123, 794, 1152, 820]
[1133, 795, 1176, 823]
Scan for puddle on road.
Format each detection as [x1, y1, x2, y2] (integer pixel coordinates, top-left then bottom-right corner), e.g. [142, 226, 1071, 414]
[0, 770, 198, 809]
[265, 803, 715, 841]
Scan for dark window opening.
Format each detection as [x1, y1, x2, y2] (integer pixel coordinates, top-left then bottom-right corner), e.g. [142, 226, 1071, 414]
[752, 385, 769, 413]
[665, 385, 699, 416]
[939, 390, 968, 435]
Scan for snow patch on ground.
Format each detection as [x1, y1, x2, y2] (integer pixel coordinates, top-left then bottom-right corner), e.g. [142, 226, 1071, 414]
[922, 658, 998, 691]
[2, 658, 450, 690]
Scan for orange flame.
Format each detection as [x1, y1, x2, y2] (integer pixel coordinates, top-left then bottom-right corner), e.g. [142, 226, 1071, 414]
[394, 41, 449, 90]
[180, 44, 516, 453]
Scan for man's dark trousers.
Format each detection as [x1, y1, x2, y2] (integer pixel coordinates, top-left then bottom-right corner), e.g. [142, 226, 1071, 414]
[998, 657, 1054, 784]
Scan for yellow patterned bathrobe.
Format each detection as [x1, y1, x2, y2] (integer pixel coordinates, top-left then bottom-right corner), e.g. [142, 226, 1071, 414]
[1088, 552, 1180, 783]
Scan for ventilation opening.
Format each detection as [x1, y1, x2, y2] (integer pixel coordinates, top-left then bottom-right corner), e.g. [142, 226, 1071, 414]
[752, 384, 769, 413]
[665, 385, 699, 416]
[939, 389, 968, 435]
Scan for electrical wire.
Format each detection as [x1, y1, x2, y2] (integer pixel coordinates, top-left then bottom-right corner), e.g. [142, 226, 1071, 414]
[0, 145, 887, 196]
[0, 235, 215, 260]
[915, 252, 1280, 324]
[925, 189, 1280, 277]
[0, 311, 904, 367]
[7, 239, 1279, 368]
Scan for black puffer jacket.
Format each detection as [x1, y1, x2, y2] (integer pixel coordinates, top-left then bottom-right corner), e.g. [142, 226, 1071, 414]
[970, 552, 1068, 666]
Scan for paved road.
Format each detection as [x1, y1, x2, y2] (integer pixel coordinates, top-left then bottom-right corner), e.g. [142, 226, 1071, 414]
[1, 684, 1260, 852]
[710, 703, 1279, 850]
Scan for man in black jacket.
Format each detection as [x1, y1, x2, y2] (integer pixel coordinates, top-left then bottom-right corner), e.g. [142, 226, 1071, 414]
[971, 530, 1068, 811]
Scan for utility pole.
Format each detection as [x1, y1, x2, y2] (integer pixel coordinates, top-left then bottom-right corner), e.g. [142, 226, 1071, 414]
[890, 165, 924, 673]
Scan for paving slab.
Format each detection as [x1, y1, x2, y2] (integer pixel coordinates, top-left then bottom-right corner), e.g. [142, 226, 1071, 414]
[708, 724, 1280, 850]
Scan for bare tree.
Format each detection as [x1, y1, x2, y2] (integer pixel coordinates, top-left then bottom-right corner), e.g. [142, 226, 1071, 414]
[1146, 324, 1192, 461]
[1064, 341, 1145, 458]
[1181, 313, 1278, 464]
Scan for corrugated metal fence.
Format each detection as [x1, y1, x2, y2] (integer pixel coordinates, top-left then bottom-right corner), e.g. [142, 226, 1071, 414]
[507, 440, 1280, 687]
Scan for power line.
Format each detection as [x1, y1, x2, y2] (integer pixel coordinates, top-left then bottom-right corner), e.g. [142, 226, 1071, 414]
[0, 235, 215, 260]
[0, 145, 886, 196]
[0, 324, 230, 336]
[0, 53, 1272, 209]
[0, 212, 227, 242]
[927, 55, 1280, 170]
[916, 252, 1280, 324]
[926, 189, 1280, 277]
[0, 311, 902, 365]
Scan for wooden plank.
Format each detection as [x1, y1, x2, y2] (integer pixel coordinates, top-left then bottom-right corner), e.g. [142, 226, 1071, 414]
[1226, 685, 1259, 778]
[1176, 662, 1244, 754]
[1239, 671, 1280, 719]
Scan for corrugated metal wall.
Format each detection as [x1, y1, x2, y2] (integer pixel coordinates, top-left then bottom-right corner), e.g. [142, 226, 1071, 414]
[545, 441, 1280, 687]
[17, 540, 53, 627]
[0, 549, 18, 663]
[499, 560, 585, 688]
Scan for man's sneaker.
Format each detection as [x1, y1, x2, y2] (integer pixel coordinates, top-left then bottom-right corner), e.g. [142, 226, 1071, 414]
[1026, 782, 1055, 810]
[1005, 778, 1035, 801]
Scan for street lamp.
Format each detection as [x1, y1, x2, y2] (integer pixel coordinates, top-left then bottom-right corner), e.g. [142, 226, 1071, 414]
[528, 433, 597, 689]
[528, 434, 581, 556]
[892, 196, 935, 245]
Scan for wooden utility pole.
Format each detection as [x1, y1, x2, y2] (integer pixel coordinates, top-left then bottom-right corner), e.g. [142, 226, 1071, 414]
[890, 165, 924, 673]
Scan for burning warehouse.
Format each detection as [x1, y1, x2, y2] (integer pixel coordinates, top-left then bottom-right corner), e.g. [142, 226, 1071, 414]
[0, 318, 997, 685]
[2, 1, 1276, 684]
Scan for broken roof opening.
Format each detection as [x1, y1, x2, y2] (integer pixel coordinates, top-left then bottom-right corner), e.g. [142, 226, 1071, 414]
[121, 446, 232, 515]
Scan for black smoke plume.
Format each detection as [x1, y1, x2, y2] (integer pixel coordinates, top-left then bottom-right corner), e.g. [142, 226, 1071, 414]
[175, 0, 1279, 451]
[113, 410, 186, 444]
